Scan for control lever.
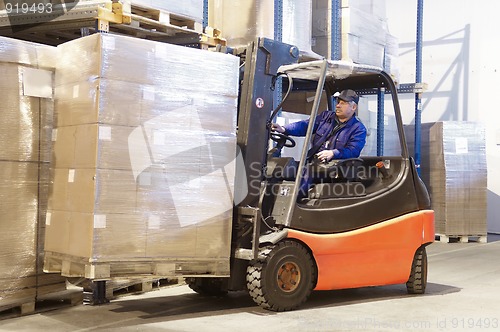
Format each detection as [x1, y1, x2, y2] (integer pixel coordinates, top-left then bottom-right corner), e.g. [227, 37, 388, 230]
[376, 161, 390, 179]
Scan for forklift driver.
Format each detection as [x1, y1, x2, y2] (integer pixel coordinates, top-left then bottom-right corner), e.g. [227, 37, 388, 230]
[271, 89, 367, 198]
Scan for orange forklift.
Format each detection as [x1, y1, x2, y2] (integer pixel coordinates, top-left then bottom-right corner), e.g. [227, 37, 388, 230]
[185, 38, 435, 311]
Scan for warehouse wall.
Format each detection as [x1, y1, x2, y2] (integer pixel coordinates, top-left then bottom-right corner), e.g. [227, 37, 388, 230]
[385, 0, 500, 233]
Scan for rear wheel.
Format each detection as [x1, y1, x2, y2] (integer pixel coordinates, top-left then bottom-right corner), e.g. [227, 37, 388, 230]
[246, 240, 316, 311]
[185, 277, 228, 297]
[406, 246, 428, 294]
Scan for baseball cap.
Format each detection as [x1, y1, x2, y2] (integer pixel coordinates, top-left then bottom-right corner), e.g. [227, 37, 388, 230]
[335, 89, 359, 104]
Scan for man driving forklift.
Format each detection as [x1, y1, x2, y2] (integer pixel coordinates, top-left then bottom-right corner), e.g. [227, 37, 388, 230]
[271, 89, 367, 198]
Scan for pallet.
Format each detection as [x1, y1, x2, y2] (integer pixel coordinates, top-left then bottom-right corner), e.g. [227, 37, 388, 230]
[106, 278, 154, 299]
[43, 251, 230, 280]
[0, 0, 219, 48]
[0, 299, 36, 319]
[130, 4, 202, 34]
[436, 234, 488, 243]
[0, 289, 82, 320]
[105, 277, 180, 299]
[78, 277, 180, 305]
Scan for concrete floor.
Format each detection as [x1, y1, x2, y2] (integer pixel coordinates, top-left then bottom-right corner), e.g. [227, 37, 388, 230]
[1, 236, 500, 332]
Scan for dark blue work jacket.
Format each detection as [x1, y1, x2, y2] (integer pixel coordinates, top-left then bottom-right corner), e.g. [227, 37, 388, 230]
[283, 110, 367, 160]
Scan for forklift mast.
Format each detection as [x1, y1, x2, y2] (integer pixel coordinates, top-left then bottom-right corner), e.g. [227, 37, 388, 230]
[236, 38, 299, 207]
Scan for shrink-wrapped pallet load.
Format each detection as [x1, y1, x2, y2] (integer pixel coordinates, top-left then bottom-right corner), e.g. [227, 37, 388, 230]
[312, 0, 399, 80]
[0, 36, 65, 312]
[44, 33, 240, 279]
[209, 0, 317, 58]
[405, 122, 487, 240]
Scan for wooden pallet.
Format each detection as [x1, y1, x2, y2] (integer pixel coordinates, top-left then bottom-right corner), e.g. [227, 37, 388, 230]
[130, 4, 202, 33]
[0, 0, 218, 47]
[0, 289, 82, 320]
[0, 298, 36, 319]
[436, 234, 488, 243]
[105, 277, 180, 299]
[43, 251, 230, 280]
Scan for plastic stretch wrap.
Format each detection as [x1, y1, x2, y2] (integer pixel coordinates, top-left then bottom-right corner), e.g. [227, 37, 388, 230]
[0, 35, 56, 68]
[405, 122, 487, 236]
[0, 37, 62, 306]
[0, 64, 54, 163]
[384, 33, 400, 83]
[45, 34, 239, 277]
[55, 34, 238, 95]
[0, 161, 38, 304]
[0, 35, 38, 65]
[209, 0, 315, 56]
[343, 6, 386, 45]
[341, 0, 387, 24]
[341, 6, 386, 68]
[312, 0, 399, 77]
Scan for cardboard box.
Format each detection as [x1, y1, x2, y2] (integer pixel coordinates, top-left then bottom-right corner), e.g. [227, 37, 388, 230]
[405, 122, 487, 236]
[0, 62, 54, 163]
[54, 79, 142, 127]
[48, 168, 138, 214]
[52, 123, 138, 171]
[144, 213, 231, 258]
[55, 33, 240, 89]
[209, 0, 314, 56]
[0, 161, 39, 303]
[45, 210, 146, 259]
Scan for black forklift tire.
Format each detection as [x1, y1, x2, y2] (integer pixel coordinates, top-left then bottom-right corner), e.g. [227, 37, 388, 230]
[185, 277, 228, 297]
[246, 240, 317, 311]
[406, 246, 428, 294]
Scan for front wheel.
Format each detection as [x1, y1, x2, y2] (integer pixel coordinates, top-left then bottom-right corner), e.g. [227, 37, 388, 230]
[246, 240, 317, 311]
[406, 246, 428, 294]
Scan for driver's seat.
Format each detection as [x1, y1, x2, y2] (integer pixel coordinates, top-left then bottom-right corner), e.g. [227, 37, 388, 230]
[266, 157, 298, 181]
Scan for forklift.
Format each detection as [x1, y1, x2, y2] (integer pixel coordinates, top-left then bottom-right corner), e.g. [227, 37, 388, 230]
[185, 38, 435, 311]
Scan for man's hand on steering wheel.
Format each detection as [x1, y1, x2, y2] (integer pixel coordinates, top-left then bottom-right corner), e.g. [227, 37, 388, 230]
[270, 130, 296, 148]
[269, 123, 295, 148]
[271, 123, 286, 133]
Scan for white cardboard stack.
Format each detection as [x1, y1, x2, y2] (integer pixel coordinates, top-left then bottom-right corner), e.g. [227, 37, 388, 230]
[0, 36, 66, 311]
[312, 0, 400, 82]
[405, 122, 487, 237]
[44, 33, 239, 279]
[209, 0, 316, 58]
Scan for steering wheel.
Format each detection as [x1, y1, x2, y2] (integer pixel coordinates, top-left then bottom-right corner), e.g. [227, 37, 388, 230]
[270, 131, 296, 148]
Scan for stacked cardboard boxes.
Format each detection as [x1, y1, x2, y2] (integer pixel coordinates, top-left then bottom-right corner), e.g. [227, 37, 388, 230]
[44, 33, 240, 278]
[209, 0, 316, 58]
[405, 122, 487, 237]
[312, 0, 400, 81]
[0, 36, 66, 311]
